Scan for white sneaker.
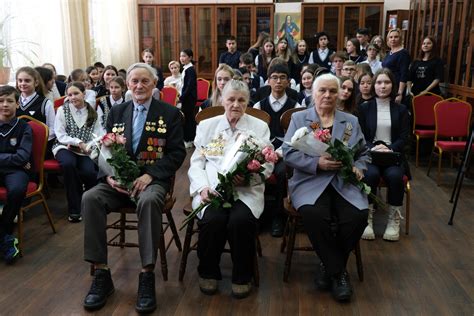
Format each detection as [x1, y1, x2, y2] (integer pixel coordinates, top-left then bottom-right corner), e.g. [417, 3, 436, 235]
[361, 207, 375, 240]
[184, 141, 194, 149]
[383, 205, 402, 241]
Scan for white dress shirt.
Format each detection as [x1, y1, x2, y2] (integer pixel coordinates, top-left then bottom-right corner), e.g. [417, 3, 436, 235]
[253, 93, 302, 112]
[374, 98, 392, 145]
[20, 92, 56, 140]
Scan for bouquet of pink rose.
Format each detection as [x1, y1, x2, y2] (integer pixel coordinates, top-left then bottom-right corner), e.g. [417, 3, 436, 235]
[91, 133, 141, 194]
[181, 133, 278, 230]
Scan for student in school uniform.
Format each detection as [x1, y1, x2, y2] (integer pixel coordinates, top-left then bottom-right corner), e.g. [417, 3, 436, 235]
[239, 52, 264, 94]
[309, 32, 335, 70]
[97, 76, 126, 129]
[291, 39, 310, 84]
[253, 63, 303, 237]
[86, 66, 100, 88]
[42, 63, 67, 99]
[346, 38, 366, 64]
[93, 65, 118, 98]
[15, 67, 56, 157]
[35, 66, 56, 103]
[219, 35, 242, 69]
[53, 82, 104, 223]
[163, 60, 183, 94]
[255, 37, 276, 82]
[142, 49, 165, 91]
[0, 85, 33, 264]
[200, 64, 235, 109]
[179, 49, 198, 148]
[68, 69, 98, 108]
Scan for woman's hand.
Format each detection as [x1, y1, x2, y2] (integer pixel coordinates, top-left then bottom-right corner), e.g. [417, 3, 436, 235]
[317, 156, 343, 171]
[372, 144, 392, 152]
[232, 174, 246, 186]
[395, 94, 403, 104]
[200, 187, 218, 203]
[106, 176, 130, 195]
[352, 166, 364, 181]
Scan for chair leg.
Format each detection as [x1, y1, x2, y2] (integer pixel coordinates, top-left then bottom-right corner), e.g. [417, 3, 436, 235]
[437, 150, 443, 186]
[179, 216, 195, 282]
[119, 212, 126, 248]
[165, 209, 182, 251]
[405, 183, 410, 235]
[40, 192, 56, 233]
[427, 145, 435, 176]
[283, 216, 297, 282]
[415, 136, 420, 168]
[159, 230, 168, 281]
[280, 216, 289, 253]
[355, 241, 364, 282]
[18, 210, 24, 257]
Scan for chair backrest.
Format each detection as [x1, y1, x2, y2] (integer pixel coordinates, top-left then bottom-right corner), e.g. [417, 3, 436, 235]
[195, 106, 271, 125]
[196, 78, 210, 102]
[161, 86, 178, 106]
[280, 107, 306, 133]
[54, 96, 66, 111]
[412, 92, 443, 128]
[434, 98, 472, 139]
[17, 115, 48, 183]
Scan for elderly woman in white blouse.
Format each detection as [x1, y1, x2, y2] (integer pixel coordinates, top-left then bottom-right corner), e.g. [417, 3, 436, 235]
[188, 79, 273, 299]
[53, 81, 104, 223]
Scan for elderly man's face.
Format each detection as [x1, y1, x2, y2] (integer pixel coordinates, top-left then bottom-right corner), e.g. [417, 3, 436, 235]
[313, 79, 339, 110]
[127, 68, 157, 104]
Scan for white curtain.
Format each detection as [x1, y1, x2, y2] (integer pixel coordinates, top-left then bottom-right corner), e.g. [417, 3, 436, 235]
[89, 0, 139, 70]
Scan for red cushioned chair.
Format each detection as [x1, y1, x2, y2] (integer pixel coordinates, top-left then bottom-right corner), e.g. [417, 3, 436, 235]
[53, 96, 66, 112]
[0, 116, 57, 255]
[161, 86, 179, 106]
[412, 92, 443, 167]
[427, 98, 472, 185]
[195, 78, 210, 108]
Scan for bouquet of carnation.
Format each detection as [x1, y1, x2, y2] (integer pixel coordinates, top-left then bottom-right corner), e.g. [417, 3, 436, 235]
[287, 125, 383, 205]
[181, 133, 278, 230]
[88, 133, 141, 199]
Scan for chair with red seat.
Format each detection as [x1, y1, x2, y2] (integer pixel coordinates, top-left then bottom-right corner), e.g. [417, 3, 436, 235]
[53, 96, 66, 112]
[161, 86, 179, 106]
[0, 116, 57, 255]
[195, 78, 210, 108]
[412, 92, 443, 167]
[427, 98, 472, 185]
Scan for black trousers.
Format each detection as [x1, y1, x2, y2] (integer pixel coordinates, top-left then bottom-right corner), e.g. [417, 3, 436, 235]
[56, 149, 97, 215]
[268, 159, 287, 219]
[181, 98, 196, 142]
[363, 163, 405, 206]
[299, 185, 368, 276]
[197, 200, 257, 284]
[0, 169, 29, 236]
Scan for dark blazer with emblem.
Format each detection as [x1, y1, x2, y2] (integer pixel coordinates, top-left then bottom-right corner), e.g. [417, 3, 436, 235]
[282, 108, 370, 211]
[106, 98, 186, 191]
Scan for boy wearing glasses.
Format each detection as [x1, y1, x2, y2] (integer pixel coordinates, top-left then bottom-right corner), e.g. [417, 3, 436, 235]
[341, 60, 357, 79]
[253, 64, 303, 237]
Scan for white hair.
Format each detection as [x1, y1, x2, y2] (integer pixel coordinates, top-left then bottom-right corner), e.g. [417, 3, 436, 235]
[312, 73, 340, 93]
[126, 62, 158, 82]
[221, 78, 250, 102]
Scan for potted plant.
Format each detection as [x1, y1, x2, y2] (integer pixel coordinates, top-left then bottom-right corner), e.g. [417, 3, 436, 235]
[0, 15, 38, 84]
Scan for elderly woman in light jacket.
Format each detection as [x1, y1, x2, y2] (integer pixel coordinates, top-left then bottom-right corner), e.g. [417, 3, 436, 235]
[282, 73, 369, 302]
[188, 79, 274, 299]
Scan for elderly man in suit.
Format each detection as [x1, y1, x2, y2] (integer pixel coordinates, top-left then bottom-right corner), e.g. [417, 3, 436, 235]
[282, 73, 369, 302]
[82, 63, 186, 313]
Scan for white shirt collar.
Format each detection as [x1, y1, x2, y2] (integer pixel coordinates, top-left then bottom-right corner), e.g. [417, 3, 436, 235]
[318, 48, 328, 53]
[21, 92, 37, 105]
[183, 63, 193, 70]
[269, 93, 288, 106]
[109, 95, 123, 105]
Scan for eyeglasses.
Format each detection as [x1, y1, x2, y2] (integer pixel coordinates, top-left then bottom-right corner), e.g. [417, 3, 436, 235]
[342, 68, 356, 72]
[269, 75, 288, 81]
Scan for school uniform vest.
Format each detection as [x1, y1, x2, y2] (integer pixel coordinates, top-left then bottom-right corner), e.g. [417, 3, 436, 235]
[98, 96, 124, 127]
[311, 49, 334, 70]
[17, 94, 48, 123]
[52, 104, 96, 151]
[260, 96, 297, 147]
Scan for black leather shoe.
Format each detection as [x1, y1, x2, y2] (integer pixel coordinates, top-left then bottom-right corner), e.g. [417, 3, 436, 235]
[331, 270, 353, 302]
[83, 269, 115, 310]
[136, 271, 157, 313]
[315, 262, 331, 290]
[271, 217, 284, 237]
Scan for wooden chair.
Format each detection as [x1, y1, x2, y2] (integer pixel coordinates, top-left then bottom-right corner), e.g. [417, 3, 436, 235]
[179, 106, 270, 284]
[412, 92, 443, 167]
[427, 98, 472, 185]
[195, 78, 211, 108]
[278, 107, 363, 282]
[161, 86, 179, 106]
[0, 116, 57, 255]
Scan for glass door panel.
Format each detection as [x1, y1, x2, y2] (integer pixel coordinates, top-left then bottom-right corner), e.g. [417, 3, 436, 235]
[158, 7, 174, 68]
[197, 7, 212, 74]
[256, 7, 271, 38]
[344, 6, 360, 43]
[140, 7, 156, 51]
[365, 6, 381, 37]
[323, 6, 339, 51]
[236, 7, 252, 53]
[178, 7, 194, 52]
[217, 7, 232, 60]
[303, 6, 319, 51]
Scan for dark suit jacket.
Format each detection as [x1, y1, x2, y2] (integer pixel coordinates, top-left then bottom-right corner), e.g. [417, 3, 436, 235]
[357, 99, 411, 177]
[106, 98, 186, 191]
[179, 66, 197, 104]
[56, 80, 66, 96]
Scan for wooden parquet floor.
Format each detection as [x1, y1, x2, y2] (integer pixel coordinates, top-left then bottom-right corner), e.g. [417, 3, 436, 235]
[0, 150, 473, 315]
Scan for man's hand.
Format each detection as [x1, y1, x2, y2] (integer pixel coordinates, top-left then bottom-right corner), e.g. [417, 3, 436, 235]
[106, 176, 129, 195]
[131, 174, 153, 198]
[317, 155, 343, 171]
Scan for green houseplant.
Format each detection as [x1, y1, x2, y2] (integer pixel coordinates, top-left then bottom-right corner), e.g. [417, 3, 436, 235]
[0, 15, 38, 84]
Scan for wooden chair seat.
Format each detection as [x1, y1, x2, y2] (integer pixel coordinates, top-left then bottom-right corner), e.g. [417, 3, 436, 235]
[178, 202, 262, 286]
